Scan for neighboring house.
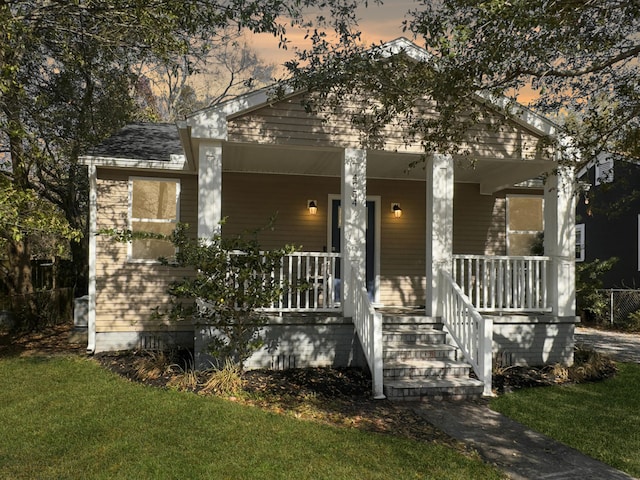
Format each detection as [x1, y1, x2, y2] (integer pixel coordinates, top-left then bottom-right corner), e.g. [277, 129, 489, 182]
[80, 38, 578, 400]
[576, 154, 640, 288]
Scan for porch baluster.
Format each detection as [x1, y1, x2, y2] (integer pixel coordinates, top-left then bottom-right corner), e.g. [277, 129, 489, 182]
[452, 255, 551, 313]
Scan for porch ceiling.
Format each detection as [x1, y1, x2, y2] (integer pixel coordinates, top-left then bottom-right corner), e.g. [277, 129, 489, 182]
[222, 143, 553, 192]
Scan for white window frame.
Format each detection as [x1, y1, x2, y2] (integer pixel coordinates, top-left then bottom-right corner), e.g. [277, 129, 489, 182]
[575, 223, 585, 262]
[128, 176, 181, 263]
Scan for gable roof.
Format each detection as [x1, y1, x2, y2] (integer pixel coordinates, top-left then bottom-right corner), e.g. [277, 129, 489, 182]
[182, 37, 560, 142]
[82, 38, 563, 184]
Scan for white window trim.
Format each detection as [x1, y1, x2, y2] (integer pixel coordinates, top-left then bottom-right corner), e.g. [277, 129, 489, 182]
[128, 176, 181, 264]
[576, 223, 585, 262]
[595, 157, 614, 186]
[638, 215, 640, 272]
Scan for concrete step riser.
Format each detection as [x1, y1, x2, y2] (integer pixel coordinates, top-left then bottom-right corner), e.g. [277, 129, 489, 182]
[382, 313, 442, 326]
[386, 392, 482, 402]
[383, 350, 457, 361]
[384, 366, 470, 379]
[383, 334, 447, 346]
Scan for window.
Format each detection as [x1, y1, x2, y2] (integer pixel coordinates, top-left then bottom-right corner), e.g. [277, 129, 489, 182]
[595, 156, 614, 186]
[506, 196, 544, 255]
[575, 223, 585, 262]
[129, 177, 180, 261]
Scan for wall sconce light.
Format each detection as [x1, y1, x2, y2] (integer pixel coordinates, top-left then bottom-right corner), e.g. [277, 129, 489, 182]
[307, 200, 318, 215]
[391, 203, 402, 218]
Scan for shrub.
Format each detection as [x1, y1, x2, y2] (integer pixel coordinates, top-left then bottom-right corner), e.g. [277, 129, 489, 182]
[132, 350, 171, 381]
[623, 310, 640, 333]
[201, 359, 244, 395]
[104, 220, 297, 370]
[576, 258, 617, 325]
[569, 344, 617, 382]
[162, 223, 296, 370]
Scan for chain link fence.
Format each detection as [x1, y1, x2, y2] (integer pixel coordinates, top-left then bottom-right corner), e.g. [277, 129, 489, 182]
[598, 289, 640, 328]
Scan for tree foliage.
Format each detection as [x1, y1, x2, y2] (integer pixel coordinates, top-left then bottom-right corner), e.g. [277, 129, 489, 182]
[0, 0, 366, 298]
[288, 0, 638, 164]
[160, 224, 296, 370]
[0, 177, 81, 248]
[0, 177, 81, 293]
[406, 0, 640, 160]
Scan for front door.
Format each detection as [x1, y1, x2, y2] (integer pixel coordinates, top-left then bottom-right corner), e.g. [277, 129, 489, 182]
[330, 198, 377, 301]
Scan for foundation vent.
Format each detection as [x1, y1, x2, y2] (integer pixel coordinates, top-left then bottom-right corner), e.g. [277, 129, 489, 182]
[271, 354, 297, 370]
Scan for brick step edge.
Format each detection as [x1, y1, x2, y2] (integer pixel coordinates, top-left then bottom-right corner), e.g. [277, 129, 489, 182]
[383, 378, 484, 401]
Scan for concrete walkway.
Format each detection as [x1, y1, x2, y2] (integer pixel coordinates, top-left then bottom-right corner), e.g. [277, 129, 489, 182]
[575, 326, 640, 363]
[414, 327, 640, 480]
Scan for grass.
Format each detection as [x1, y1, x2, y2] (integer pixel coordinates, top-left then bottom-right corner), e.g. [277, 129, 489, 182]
[491, 362, 640, 478]
[0, 356, 504, 480]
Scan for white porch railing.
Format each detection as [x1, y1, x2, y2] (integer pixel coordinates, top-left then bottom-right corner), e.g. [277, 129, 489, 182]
[440, 270, 493, 396]
[452, 255, 551, 312]
[350, 265, 385, 399]
[263, 252, 341, 312]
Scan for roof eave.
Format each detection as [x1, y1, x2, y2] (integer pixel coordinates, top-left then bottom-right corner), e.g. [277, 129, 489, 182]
[79, 154, 190, 172]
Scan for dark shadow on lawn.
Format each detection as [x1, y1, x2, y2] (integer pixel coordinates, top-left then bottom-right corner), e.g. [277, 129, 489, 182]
[0, 323, 85, 359]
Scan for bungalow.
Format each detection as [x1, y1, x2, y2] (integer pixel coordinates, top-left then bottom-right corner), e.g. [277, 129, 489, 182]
[81, 38, 578, 400]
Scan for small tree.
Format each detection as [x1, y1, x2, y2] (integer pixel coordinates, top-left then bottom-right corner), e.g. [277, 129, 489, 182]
[163, 224, 295, 370]
[576, 258, 618, 325]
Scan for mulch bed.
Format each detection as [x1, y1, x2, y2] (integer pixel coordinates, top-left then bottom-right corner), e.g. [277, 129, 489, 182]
[93, 348, 465, 449]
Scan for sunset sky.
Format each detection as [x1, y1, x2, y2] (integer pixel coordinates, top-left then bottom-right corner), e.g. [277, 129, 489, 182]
[236, 1, 537, 105]
[249, 1, 417, 69]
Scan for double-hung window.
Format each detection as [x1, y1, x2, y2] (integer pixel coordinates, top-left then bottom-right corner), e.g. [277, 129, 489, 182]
[506, 195, 544, 256]
[575, 223, 585, 262]
[129, 177, 180, 262]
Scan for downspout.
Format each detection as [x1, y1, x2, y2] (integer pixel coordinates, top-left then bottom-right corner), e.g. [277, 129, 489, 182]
[86, 163, 97, 353]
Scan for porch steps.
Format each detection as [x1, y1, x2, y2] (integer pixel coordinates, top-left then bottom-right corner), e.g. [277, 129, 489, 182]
[381, 315, 484, 401]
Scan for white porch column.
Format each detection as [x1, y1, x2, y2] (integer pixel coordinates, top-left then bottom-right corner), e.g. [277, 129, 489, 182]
[425, 153, 454, 316]
[544, 165, 577, 317]
[198, 141, 223, 239]
[341, 148, 367, 317]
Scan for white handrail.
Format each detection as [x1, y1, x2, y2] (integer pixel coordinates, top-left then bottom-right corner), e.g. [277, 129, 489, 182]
[440, 270, 493, 396]
[452, 254, 551, 312]
[349, 265, 385, 399]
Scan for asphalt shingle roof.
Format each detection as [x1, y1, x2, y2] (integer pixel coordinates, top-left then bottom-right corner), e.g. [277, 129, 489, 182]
[88, 123, 183, 162]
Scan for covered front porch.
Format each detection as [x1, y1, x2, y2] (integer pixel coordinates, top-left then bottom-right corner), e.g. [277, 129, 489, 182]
[187, 140, 576, 399]
[183, 69, 577, 399]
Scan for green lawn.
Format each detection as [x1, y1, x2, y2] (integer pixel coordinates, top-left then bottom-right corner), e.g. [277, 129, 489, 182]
[491, 362, 640, 478]
[0, 356, 503, 480]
